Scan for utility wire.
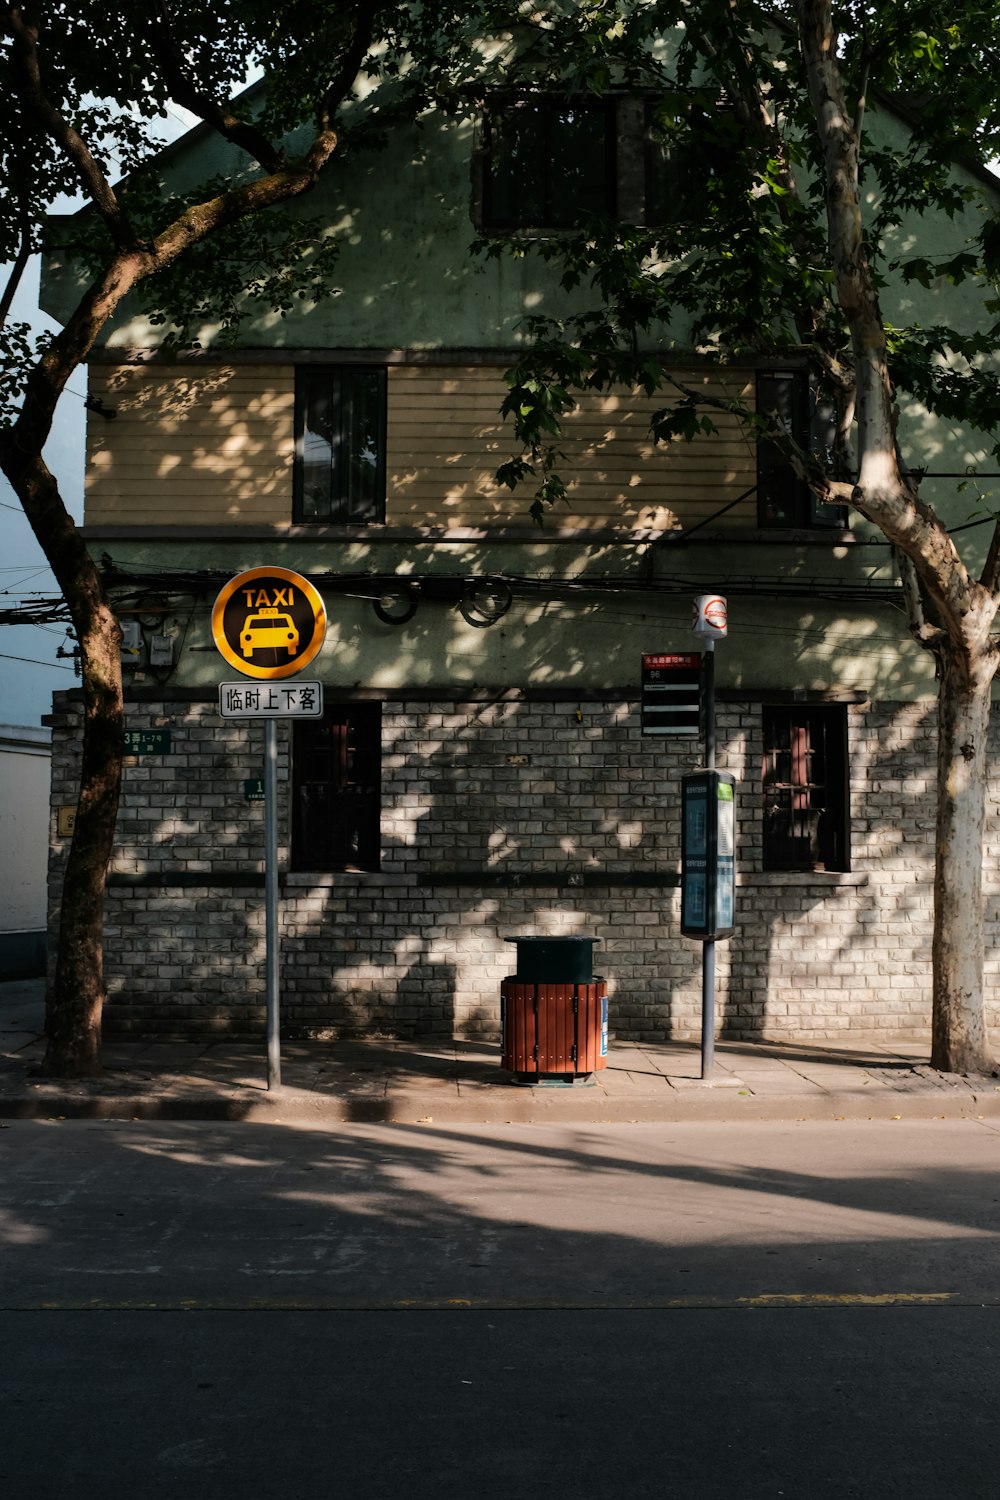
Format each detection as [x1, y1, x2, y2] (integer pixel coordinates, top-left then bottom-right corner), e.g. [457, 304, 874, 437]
[0, 650, 74, 670]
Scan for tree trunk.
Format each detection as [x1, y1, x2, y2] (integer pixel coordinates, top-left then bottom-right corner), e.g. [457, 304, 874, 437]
[931, 646, 998, 1073]
[0, 441, 125, 1079]
[43, 609, 124, 1078]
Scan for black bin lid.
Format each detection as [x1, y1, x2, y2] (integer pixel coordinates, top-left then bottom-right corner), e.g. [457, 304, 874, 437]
[505, 936, 600, 983]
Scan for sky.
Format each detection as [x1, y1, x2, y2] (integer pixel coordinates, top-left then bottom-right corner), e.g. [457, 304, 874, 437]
[0, 103, 199, 731]
[0, 259, 85, 730]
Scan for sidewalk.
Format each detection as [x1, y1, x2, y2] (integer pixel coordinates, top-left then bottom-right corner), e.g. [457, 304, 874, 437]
[2, 979, 999, 1124]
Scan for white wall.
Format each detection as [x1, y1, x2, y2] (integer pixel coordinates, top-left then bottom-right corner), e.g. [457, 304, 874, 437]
[0, 725, 52, 945]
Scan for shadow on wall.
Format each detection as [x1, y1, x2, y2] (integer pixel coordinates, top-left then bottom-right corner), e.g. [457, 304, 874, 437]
[50, 685, 958, 1044]
[721, 698, 941, 1042]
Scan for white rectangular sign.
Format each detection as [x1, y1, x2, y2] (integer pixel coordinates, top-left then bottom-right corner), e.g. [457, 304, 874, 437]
[219, 681, 324, 718]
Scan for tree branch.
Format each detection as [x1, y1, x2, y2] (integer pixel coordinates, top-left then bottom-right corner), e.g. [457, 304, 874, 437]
[141, 1, 285, 173]
[0, 152, 34, 326]
[896, 547, 946, 650]
[8, 136, 342, 463]
[314, 0, 383, 134]
[796, 0, 991, 650]
[853, 16, 872, 140]
[5, 4, 137, 250]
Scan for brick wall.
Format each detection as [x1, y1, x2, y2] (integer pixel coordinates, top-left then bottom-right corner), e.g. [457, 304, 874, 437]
[46, 693, 998, 1041]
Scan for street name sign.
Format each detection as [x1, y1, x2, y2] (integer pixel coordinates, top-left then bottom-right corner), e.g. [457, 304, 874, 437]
[123, 729, 172, 755]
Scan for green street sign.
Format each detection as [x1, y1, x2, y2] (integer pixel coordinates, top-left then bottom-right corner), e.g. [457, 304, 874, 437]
[244, 778, 265, 802]
[123, 729, 171, 755]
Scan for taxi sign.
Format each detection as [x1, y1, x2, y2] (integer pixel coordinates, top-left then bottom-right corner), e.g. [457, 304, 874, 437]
[212, 567, 327, 680]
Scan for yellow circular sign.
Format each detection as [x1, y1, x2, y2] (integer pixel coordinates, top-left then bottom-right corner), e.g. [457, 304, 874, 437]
[212, 567, 327, 680]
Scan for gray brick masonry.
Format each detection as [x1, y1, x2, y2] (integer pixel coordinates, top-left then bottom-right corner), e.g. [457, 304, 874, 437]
[46, 694, 992, 1042]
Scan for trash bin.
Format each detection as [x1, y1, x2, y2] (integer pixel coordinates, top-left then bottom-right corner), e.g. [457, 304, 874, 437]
[501, 937, 608, 1080]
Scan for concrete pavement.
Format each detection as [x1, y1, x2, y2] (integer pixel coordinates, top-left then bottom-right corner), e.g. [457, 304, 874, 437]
[2, 977, 999, 1123]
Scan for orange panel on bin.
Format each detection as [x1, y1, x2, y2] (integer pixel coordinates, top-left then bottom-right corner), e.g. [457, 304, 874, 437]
[501, 979, 608, 1076]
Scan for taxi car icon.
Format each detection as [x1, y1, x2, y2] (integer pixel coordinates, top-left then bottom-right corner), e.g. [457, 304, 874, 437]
[240, 608, 299, 657]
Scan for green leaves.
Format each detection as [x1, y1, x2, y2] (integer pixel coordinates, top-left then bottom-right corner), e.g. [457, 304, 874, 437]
[474, 1, 1000, 516]
[0, 321, 52, 424]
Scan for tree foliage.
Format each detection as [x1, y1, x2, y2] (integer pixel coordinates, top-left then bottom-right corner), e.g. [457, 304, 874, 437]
[485, 1, 1000, 513]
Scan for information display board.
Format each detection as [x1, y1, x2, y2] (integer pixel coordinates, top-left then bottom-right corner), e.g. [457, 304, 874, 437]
[681, 770, 736, 939]
[641, 653, 701, 736]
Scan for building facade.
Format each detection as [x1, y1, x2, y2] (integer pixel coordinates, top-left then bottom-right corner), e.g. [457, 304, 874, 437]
[40, 81, 1000, 1041]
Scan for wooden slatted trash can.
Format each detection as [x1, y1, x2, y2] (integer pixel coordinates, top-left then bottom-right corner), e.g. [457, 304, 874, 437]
[501, 938, 608, 1080]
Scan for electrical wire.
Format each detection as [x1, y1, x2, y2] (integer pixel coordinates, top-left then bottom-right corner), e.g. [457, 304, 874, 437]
[0, 568, 56, 593]
[0, 650, 75, 670]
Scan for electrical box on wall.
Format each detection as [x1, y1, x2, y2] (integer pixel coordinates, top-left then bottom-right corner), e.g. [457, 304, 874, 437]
[119, 620, 143, 665]
[149, 633, 175, 667]
[681, 770, 736, 939]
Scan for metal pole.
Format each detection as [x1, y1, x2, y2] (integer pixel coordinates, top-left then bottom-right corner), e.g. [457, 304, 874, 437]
[704, 637, 716, 772]
[701, 639, 716, 1080]
[264, 717, 281, 1090]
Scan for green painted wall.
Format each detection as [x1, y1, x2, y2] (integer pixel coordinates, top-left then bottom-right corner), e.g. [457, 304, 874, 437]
[101, 531, 931, 700]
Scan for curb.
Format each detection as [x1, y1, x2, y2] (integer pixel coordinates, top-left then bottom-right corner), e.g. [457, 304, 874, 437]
[3, 1086, 1000, 1125]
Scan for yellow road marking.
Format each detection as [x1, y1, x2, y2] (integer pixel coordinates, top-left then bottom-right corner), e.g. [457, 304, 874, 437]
[5, 1291, 971, 1313]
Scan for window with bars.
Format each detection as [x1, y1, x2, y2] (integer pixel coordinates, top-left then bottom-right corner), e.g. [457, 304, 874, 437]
[294, 366, 386, 524]
[481, 96, 617, 229]
[762, 705, 849, 872]
[291, 705, 381, 872]
[756, 371, 847, 530]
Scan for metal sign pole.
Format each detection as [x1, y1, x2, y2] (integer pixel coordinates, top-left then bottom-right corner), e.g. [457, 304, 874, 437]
[211, 568, 328, 1097]
[264, 717, 281, 1090]
[701, 638, 716, 1080]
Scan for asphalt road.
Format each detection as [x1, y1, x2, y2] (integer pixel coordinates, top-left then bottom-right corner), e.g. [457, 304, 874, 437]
[2, 1119, 998, 1497]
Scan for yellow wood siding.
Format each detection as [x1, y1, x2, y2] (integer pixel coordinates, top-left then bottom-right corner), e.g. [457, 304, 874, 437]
[85, 365, 295, 526]
[85, 361, 756, 530]
[386, 365, 756, 531]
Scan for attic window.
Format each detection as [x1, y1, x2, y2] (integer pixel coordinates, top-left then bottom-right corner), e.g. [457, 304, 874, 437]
[481, 97, 617, 229]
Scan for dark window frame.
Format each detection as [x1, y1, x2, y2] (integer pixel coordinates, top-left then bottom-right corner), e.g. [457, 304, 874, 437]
[756, 370, 847, 530]
[642, 96, 738, 228]
[293, 365, 387, 525]
[291, 704, 382, 873]
[762, 704, 849, 873]
[481, 94, 618, 231]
